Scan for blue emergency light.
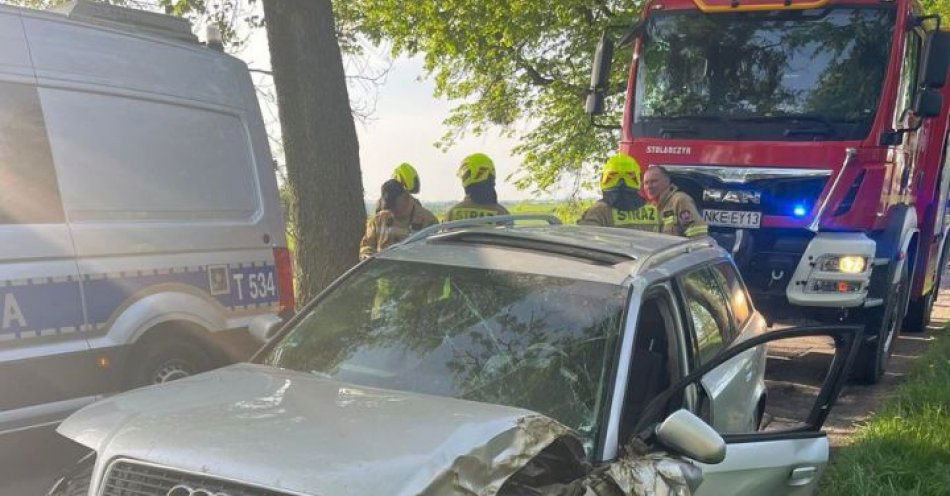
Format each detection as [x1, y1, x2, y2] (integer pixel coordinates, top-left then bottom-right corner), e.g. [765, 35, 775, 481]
[793, 205, 807, 217]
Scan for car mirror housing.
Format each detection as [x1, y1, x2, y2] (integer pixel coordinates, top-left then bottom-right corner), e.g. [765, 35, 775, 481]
[585, 32, 614, 116]
[655, 409, 726, 464]
[914, 88, 943, 119]
[920, 30, 949, 89]
[248, 314, 283, 342]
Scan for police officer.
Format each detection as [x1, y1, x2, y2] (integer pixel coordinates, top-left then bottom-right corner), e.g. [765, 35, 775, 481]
[445, 153, 509, 221]
[579, 153, 658, 230]
[642, 165, 708, 238]
[360, 179, 439, 258]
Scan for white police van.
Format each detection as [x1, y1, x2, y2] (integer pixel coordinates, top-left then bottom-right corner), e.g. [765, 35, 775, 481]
[0, 1, 292, 436]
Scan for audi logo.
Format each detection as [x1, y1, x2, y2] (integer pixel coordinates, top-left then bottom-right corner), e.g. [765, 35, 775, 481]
[166, 484, 231, 496]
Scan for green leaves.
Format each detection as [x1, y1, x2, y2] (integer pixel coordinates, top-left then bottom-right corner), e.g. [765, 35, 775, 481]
[922, 0, 950, 21]
[335, 0, 643, 194]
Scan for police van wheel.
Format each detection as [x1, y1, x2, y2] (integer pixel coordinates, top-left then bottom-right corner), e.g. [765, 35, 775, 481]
[131, 340, 212, 388]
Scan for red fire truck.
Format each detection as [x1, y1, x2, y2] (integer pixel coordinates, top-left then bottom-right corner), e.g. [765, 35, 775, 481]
[586, 0, 949, 383]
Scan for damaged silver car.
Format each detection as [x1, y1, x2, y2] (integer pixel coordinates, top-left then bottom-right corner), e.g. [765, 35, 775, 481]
[51, 216, 861, 496]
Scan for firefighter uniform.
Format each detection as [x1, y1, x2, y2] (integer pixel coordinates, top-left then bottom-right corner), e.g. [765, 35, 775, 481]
[579, 153, 660, 231]
[445, 153, 508, 222]
[360, 197, 438, 258]
[445, 197, 510, 221]
[656, 185, 708, 237]
[578, 201, 660, 230]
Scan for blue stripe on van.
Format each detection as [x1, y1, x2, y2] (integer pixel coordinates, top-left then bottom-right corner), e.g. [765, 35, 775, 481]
[0, 262, 277, 340]
[0, 278, 84, 338]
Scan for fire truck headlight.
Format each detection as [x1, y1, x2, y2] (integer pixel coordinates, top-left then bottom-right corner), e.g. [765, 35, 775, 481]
[818, 255, 867, 274]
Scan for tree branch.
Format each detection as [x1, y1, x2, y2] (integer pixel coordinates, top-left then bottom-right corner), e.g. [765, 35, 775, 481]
[512, 52, 555, 86]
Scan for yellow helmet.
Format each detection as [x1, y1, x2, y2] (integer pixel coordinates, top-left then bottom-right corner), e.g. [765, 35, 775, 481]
[600, 153, 642, 191]
[392, 162, 420, 194]
[457, 153, 496, 187]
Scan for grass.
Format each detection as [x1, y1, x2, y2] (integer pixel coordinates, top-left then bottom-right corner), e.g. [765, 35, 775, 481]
[819, 328, 950, 496]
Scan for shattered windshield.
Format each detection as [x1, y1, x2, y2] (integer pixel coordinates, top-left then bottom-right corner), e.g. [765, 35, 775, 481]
[633, 7, 895, 140]
[264, 259, 627, 447]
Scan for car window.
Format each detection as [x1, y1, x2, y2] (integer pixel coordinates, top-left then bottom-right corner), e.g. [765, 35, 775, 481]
[265, 259, 627, 449]
[681, 266, 733, 365]
[620, 291, 682, 441]
[713, 262, 753, 331]
[0, 82, 64, 224]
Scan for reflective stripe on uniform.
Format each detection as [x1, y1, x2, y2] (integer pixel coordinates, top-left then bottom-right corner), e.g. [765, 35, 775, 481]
[685, 225, 709, 237]
[448, 208, 500, 220]
[612, 205, 659, 227]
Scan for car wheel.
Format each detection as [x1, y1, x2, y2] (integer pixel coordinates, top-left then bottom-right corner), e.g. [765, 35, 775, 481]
[854, 262, 909, 384]
[130, 339, 212, 388]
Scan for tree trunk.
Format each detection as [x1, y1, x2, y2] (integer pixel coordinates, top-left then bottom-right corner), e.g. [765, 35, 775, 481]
[262, 0, 365, 302]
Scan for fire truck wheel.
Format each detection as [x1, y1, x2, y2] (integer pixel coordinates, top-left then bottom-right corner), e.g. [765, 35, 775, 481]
[854, 262, 909, 384]
[903, 291, 935, 333]
[903, 244, 946, 333]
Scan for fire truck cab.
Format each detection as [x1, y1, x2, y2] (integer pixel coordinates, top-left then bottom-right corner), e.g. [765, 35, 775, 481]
[586, 0, 950, 383]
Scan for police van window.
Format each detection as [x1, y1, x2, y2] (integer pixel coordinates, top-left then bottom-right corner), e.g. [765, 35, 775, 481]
[681, 266, 734, 365]
[713, 262, 753, 330]
[40, 89, 260, 222]
[0, 82, 65, 224]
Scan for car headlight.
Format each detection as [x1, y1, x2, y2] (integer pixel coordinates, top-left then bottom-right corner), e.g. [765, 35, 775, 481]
[817, 255, 867, 274]
[47, 451, 95, 496]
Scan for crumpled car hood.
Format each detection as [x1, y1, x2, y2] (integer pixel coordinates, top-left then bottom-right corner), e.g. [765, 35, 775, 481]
[58, 363, 577, 496]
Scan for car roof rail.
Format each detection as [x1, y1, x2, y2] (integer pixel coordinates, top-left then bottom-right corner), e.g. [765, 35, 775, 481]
[428, 230, 635, 265]
[401, 214, 562, 245]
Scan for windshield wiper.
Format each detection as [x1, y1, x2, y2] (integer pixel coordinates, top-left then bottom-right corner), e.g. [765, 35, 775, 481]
[652, 114, 738, 138]
[659, 125, 698, 137]
[733, 114, 838, 138]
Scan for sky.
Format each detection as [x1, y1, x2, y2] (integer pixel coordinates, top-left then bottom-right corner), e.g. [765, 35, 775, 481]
[238, 26, 536, 203]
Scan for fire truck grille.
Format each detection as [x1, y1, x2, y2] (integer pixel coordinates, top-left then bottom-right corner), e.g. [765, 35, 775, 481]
[673, 174, 829, 217]
[101, 460, 291, 496]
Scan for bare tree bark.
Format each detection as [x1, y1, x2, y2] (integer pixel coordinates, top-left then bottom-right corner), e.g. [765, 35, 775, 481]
[262, 0, 364, 302]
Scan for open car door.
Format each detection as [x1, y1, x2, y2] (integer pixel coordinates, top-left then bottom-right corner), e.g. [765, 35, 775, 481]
[633, 326, 862, 496]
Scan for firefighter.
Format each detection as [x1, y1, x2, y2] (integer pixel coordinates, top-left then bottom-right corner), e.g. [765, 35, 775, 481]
[579, 153, 658, 230]
[445, 153, 509, 221]
[360, 179, 439, 258]
[643, 165, 708, 238]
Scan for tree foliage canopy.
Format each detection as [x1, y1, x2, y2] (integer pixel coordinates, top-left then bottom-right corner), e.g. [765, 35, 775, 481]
[335, 0, 640, 193]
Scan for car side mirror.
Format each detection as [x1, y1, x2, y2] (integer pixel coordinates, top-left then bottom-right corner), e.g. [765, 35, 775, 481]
[914, 88, 943, 119]
[248, 314, 282, 342]
[585, 32, 614, 116]
[920, 30, 949, 89]
[655, 409, 726, 464]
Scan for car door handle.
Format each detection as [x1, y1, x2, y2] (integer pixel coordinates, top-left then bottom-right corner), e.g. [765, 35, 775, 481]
[788, 466, 818, 487]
